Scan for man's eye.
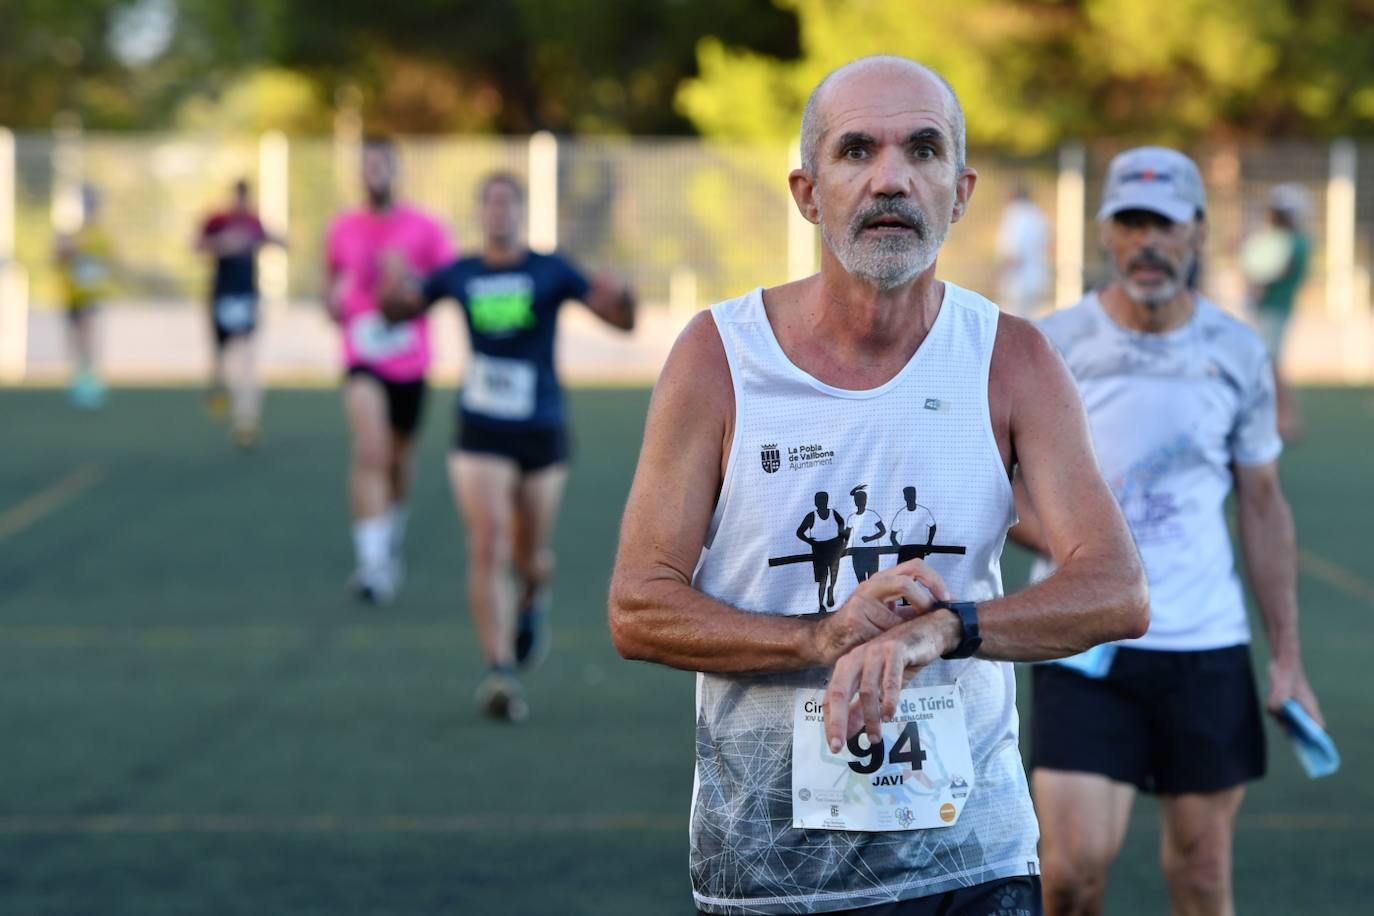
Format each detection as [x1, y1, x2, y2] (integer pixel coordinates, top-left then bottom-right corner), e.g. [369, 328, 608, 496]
[913, 146, 936, 160]
[843, 147, 867, 160]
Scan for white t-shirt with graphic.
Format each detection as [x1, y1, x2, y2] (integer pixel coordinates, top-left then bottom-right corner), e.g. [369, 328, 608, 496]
[890, 504, 937, 546]
[845, 508, 884, 545]
[1035, 293, 1282, 651]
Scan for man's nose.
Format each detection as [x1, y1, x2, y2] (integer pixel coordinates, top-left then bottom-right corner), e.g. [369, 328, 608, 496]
[869, 147, 912, 198]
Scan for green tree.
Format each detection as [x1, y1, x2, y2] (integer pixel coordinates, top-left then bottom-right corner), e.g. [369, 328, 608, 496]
[678, 0, 1374, 150]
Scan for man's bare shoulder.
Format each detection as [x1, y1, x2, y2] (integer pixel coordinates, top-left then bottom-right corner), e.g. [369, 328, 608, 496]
[990, 311, 1067, 388]
[653, 310, 733, 423]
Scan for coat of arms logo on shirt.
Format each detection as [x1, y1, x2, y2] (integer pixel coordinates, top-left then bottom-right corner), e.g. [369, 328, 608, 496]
[760, 444, 781, 474]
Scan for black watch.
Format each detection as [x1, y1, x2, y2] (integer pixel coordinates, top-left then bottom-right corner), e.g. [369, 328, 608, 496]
[933, 600, 981, 659]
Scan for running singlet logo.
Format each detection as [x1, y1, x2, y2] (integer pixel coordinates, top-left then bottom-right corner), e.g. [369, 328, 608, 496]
[468, 274, 536, 336]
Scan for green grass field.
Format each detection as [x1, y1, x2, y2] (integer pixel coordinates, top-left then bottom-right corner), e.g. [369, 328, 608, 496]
[2, 386, 1371, 915]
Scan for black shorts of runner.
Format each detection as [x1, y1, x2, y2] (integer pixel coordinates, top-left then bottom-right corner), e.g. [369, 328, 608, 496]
[454, 421, 570, 473]
[811, 536, 845, 583]
[1030, 645, 1266, 795]
[346, 366, 427, 437]
[697, 877, 1041, 916]
[212, 294, 259, 347]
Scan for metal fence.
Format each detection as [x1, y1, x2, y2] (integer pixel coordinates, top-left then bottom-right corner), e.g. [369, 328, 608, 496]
[0, 129, 1371, 381]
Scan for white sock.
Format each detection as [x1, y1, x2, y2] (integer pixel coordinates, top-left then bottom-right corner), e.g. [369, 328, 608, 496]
[352, 515, 392, 579]
[386, 503, 409, 559]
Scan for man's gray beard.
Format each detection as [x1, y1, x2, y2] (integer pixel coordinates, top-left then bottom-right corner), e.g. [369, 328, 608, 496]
[819, 198, 946, 292]
[1122, 276, 1182, 309]
[1118, 262, 1186, 309]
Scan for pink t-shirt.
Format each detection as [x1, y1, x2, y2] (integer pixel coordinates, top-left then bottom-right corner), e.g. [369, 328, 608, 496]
[326, 204, 457, 382]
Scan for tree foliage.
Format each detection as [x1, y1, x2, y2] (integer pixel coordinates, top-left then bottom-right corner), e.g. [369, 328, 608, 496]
[678, 0, 1374, 150]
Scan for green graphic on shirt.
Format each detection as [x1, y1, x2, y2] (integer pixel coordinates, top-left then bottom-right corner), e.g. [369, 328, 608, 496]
[470, 290, 535, 334]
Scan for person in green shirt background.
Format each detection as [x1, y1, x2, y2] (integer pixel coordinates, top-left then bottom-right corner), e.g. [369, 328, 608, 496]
[1242, 183, 1310, 441]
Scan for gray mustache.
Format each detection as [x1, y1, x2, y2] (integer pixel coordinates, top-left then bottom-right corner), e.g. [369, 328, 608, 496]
[849, 200, 929, 240]
[1127, 251, 1176, 278]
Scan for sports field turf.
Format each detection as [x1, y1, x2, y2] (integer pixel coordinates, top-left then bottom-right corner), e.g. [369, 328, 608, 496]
[2, 386, 1371, 915]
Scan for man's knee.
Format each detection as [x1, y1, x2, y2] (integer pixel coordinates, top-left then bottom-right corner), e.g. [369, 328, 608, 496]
[1162, 838, 1230, 904]
[353, 435, 391, 472]
[1040, 847, 1111, 916]
[516, 546, 554, 585]
[467, 514, 515, 572]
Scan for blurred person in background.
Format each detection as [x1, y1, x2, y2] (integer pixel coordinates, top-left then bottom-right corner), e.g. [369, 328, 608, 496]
[196, 178, 285, 448]
[1019, 147, 1325, 916]
[382, 172, 635, 723]
[53, 184, 113, 410]
[995, 182, 1051, 318]
[1240, 183, 1311, 440]
[324, 136, 457, 604]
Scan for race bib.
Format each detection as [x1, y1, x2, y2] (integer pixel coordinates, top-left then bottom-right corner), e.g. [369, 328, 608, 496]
[214, 294, 257, 332]
[462, 353, 537, 421]
[792, 683, 974, 832]
[350, 313, 417, 361]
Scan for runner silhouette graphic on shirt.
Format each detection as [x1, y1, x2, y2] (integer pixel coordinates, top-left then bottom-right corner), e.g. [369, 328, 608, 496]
[889, 486, 939, 560]
[768, 485, 966, 610]
[845, 485, 887, 583]
[795, 492, 846, 612]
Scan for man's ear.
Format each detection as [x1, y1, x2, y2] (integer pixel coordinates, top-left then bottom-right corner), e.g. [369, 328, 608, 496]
[950, 167, 978, 224]
[789, 168, 820, 225]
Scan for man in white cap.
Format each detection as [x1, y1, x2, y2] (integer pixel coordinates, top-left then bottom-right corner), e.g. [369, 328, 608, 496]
[1015, 147, 1326, 916]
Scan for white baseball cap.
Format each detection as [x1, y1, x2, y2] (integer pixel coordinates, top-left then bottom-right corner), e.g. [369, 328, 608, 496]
[1098, 146, 1206, 224]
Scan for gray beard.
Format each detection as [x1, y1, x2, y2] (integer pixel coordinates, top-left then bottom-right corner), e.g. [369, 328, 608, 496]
[1120, 273, 1184, 309]
[819, 197, 946, 291]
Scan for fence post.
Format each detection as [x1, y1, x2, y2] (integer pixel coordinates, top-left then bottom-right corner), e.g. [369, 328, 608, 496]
[0, 126, 26, 384]
[259, 131, 290, 314]
[1055, 141, 1086, 309]
[51, 111, 83, 234]
[1325, 139, 1356, 323]
[528, 131, 558, 254]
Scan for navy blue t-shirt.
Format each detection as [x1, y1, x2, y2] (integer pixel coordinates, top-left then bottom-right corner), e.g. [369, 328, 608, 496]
[423, 251, 590, 430]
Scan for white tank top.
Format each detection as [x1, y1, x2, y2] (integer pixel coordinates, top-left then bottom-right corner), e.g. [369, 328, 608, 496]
[689, 284, 1040, 914]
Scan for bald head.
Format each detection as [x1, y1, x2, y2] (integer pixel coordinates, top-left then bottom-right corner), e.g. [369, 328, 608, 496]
[800, 56, 966, 177]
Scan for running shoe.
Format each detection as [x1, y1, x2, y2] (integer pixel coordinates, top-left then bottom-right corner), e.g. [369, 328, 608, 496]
[515, 600, 550, 670]
[474, 668, 529, 723]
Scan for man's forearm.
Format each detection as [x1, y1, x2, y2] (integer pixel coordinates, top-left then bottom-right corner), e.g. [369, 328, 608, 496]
[1239, 486, 1301, 661]
[976, 546, 1148, 662]
[609, 576, 822, 674]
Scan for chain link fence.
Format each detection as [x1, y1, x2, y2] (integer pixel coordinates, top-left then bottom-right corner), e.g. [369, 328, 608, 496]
[1, 130, 1370, 381]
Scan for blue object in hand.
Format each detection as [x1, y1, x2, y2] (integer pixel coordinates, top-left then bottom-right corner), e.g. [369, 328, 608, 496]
[1276, 699, 1340, 779]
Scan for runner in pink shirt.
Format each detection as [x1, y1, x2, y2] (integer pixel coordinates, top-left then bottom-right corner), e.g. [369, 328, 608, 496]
[325, 135, 457, 603]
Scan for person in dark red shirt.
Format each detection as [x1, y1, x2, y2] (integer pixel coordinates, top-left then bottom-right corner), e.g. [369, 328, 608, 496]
[196, 178, 283, 447]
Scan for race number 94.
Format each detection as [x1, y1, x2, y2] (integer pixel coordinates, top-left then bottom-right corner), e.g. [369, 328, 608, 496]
[846, 722, 926, 775]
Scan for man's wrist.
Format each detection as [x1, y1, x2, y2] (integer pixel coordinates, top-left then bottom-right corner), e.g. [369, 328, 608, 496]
[931, 600, 982, 659]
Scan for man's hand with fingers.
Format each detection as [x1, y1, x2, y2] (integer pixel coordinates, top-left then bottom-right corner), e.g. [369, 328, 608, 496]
[823, 603, 964, 755]
[811, 557, 951, 667]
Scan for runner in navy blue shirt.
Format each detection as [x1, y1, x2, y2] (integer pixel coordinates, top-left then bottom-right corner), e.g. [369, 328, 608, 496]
[382, 172, 634, 721]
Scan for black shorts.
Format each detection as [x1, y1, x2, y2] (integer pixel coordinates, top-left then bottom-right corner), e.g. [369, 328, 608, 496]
[212, 293, 259, 346]
[454, 422, 569, 473]
[697, 877, 1041, 916]
[1031, 645, 1266, 795]
[346, 366, 427, 437]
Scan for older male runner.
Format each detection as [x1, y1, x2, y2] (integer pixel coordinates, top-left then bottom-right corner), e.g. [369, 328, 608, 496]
[1017, 146, 1326, 916]
[609, 56, 1147, 916]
